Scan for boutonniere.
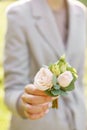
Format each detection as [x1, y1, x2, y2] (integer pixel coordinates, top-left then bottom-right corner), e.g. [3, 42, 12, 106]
[34, 55, 78, 108]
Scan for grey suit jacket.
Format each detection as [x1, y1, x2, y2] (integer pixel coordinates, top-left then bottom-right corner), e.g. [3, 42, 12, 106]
[4, 0, 87, 130]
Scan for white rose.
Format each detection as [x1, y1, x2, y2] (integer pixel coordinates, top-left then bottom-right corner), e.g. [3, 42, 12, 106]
[34, 68, 53, 91]
[57, 71, 73, 87]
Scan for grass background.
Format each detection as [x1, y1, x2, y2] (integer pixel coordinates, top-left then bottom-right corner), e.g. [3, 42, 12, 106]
[0, 0, 87, 130]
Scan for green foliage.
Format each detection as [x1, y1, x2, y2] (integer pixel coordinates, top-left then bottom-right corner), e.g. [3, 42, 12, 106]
[62, 81, 75, 91]
[52, 75, 57, 85]
[49, 63, 60, 76]
[47, 55, 78, 97]
[54, 84, 60, 90]
[0, 1, 14, 130]
[0, 87, 11, 130]
[80, 0, 87, 5]
[51, 89, 67, 96]
[45, 89, 55, 96]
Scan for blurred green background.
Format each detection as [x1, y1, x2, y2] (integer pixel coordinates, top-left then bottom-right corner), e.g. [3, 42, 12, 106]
[0, 0, 87, 130]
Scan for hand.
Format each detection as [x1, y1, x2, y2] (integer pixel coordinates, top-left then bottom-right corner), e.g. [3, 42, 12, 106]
[21, 84, 53, 120]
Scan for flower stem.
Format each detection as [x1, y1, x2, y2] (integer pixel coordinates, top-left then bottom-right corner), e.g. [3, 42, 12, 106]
[52, 99, 58, 109]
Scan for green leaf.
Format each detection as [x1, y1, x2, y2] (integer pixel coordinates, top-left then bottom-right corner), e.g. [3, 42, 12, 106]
[45, 87, 67, 97]
[51, 89, 61, 96]
[59, 55, 66, 62]
[45, 89, 55, 97]
[51, 89, 67, 96]
[49, 64, 60, 76]
[73, 73, 78, 80]
[52, 75, 57, 85]
[60, 64, 66, 73]
[54, 84, 60, 90]
[67, 67, 77, 73]
[63, 81, 75, 91]
[59, 90, 67, 96]
[48, 64, 53, 70]
[67, 67, 78, 78]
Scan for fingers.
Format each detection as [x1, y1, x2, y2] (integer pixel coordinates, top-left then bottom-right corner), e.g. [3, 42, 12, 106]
[22, 99, 50, 120]
[25, 84, 48, 96]
[21, 83, 58, 120]
[22, 99, 51, 120]
[24, 109, 49, 120]
[22, 93, 52, 105]
[23, 102, 50, 114]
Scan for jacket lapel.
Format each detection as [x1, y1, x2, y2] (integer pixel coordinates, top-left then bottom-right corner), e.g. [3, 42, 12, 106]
[66, 0, 83, 61]
[31, 0, 79, 59]
[31, 0, 65, 57]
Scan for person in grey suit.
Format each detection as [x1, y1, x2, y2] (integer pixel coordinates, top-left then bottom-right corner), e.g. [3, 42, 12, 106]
[4, 0, 87, 130]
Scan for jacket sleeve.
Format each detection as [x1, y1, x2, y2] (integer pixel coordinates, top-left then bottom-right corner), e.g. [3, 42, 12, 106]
[4, 7, 30, 117]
